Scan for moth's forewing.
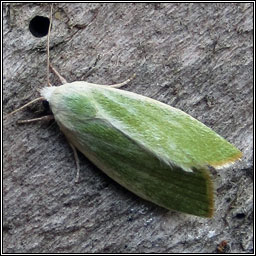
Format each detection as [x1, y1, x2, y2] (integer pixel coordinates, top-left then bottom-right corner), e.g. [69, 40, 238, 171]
[41, 82, 242, 217]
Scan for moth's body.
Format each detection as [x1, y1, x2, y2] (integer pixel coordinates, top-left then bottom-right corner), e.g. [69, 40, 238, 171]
[41, 82, 242, 217]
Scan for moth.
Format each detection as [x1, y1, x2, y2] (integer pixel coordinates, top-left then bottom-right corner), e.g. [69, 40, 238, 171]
[8, 5, 242, 218]
[39, 78, 242, 218]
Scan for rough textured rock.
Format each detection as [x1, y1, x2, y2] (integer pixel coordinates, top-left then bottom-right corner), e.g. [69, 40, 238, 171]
[3, 3, 253, 253]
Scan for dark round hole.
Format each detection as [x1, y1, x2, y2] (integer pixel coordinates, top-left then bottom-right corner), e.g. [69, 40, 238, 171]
[236, 212, 246, 219]
[29, 16, 50, 37]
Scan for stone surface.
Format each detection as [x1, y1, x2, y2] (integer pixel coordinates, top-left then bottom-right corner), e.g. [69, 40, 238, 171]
[3, 3, 253, 253]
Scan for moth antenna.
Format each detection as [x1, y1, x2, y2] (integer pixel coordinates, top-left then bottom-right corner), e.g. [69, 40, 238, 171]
[47, 5, 68, 85]
[6, 97, 44, 117]
[47, 4, 53, 87]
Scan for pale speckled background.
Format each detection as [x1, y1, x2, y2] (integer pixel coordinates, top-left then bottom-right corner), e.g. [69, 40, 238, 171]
[3, 3, 253, 253]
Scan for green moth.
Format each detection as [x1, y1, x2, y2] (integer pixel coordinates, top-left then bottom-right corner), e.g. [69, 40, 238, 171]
[9, 5, 241, 218]
[40, 81, 242, 218]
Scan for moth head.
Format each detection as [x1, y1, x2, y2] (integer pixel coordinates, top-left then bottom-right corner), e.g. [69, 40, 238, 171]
[40, 86, 56, 102]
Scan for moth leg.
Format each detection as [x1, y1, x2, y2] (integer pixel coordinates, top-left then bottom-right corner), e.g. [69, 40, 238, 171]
[109, 73, 136, 88]
[69, 142, 80, 183]
[6, 97, 44, 118]
[49, 63, 68, 84]
[17, 115, 54, 124]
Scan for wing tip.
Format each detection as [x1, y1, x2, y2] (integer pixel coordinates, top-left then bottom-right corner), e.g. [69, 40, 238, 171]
[211, 150, 243, 169]
[201, 149, 243, 218]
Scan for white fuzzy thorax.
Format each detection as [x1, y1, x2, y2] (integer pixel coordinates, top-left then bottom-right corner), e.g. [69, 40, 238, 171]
[41, 86, 58, 101]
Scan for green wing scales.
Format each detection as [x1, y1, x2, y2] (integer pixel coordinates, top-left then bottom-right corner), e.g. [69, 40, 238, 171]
[44, 82, 242, 217]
